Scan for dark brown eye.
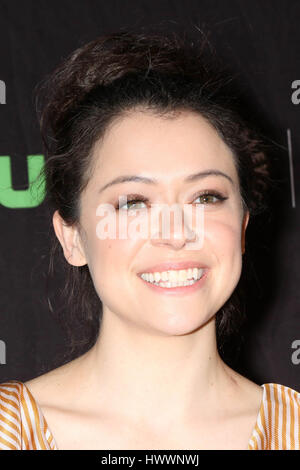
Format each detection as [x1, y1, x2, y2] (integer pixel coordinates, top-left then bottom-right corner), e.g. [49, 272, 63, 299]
[193, 190, 228, 204]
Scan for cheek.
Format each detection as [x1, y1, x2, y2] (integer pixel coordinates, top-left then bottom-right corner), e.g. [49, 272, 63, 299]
[82, 210, 147, 297]
[204, 215, 243, 278]
[86, 235, 138, 299]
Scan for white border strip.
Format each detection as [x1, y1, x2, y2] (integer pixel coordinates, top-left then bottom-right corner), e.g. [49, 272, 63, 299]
[287, 129, 296, 208]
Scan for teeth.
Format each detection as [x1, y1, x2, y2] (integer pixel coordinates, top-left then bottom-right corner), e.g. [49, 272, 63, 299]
[192, 268, 199, 281]
[187, 268, 193, 279]
[158, 279, 198, 288]
[140, 268, 204, 287]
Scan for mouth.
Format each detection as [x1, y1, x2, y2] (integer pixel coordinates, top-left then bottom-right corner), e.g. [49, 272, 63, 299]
[137, 267, 209, 296]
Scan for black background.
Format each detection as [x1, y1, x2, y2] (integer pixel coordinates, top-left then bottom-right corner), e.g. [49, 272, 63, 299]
[0, 0, 299, 390]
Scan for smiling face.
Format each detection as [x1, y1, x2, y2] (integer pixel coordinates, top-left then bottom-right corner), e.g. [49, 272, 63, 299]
[53, 109, 249, 336]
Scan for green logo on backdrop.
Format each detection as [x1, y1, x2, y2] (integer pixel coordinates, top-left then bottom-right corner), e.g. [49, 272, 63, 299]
[0, 155, 45, 208]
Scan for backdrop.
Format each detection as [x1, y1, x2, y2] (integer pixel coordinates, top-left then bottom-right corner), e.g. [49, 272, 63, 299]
[0, 0, 299, 390]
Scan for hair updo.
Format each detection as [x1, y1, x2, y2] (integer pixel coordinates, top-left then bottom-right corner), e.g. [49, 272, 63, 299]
[36, 29, 273, 368]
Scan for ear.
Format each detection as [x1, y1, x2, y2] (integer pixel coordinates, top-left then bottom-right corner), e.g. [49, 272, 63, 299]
[52, 210, 87, 266]
[241, 210, 250, 255]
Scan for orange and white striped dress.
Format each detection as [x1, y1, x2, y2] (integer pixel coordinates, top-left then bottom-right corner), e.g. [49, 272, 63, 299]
[0, 380, 299, 450]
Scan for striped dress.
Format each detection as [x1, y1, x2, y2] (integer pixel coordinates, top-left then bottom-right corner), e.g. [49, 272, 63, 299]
[0, 380, 299, 450]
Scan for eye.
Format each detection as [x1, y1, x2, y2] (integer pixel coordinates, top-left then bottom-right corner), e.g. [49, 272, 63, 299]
[114, 190, 228, 211]
[116, 195, 148, 211]
[193, 190, 228, 205]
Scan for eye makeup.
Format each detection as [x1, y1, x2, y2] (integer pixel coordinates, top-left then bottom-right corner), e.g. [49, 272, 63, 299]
[113, 189, 228, 211]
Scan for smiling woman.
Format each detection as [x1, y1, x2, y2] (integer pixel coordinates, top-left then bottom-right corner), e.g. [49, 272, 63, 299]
[0, 29, 299, 451]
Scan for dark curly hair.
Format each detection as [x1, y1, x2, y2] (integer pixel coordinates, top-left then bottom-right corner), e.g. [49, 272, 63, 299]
[35, 29, 273, 368]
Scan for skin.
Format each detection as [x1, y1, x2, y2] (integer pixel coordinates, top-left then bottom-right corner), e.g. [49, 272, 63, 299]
[25, 110, 263, 450]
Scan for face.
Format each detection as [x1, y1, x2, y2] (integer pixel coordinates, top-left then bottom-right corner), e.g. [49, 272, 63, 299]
[54, 110, 249, 336]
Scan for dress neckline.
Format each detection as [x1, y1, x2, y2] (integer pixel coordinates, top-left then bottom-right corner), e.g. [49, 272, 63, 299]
[21, 381, 266, 450]
[246, 384, 266, 449]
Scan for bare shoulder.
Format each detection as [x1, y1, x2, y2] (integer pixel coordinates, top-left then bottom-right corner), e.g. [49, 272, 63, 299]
[221, 361, 264, 417]
[24, 353, 87, 409]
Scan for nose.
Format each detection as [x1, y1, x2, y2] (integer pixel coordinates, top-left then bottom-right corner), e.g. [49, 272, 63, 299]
[150, 204, 198, 249]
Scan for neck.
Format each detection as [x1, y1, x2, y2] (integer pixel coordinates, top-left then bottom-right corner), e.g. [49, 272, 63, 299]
[77, 308, 233, 429]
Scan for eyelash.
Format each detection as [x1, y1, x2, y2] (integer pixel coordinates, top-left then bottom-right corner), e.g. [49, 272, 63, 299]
[114, 190, 228, 211]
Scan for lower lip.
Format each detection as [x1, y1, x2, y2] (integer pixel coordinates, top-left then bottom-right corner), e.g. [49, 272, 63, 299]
[137, 270, 209, 296]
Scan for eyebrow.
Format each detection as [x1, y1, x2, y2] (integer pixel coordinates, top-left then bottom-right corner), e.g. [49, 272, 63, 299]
[98, 169, 234, 194]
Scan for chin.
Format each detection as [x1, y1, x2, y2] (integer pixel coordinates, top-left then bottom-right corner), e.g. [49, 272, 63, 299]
[147, 312, 214, 337]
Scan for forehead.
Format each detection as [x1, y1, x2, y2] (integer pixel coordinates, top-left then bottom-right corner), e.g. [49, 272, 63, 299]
[92, 110, 238, 183]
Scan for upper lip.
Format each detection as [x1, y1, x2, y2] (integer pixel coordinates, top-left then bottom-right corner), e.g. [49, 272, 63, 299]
[137, 261, 209, 274]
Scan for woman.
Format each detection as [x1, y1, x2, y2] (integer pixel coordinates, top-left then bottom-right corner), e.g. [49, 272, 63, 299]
[0, 30, 299, 450]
